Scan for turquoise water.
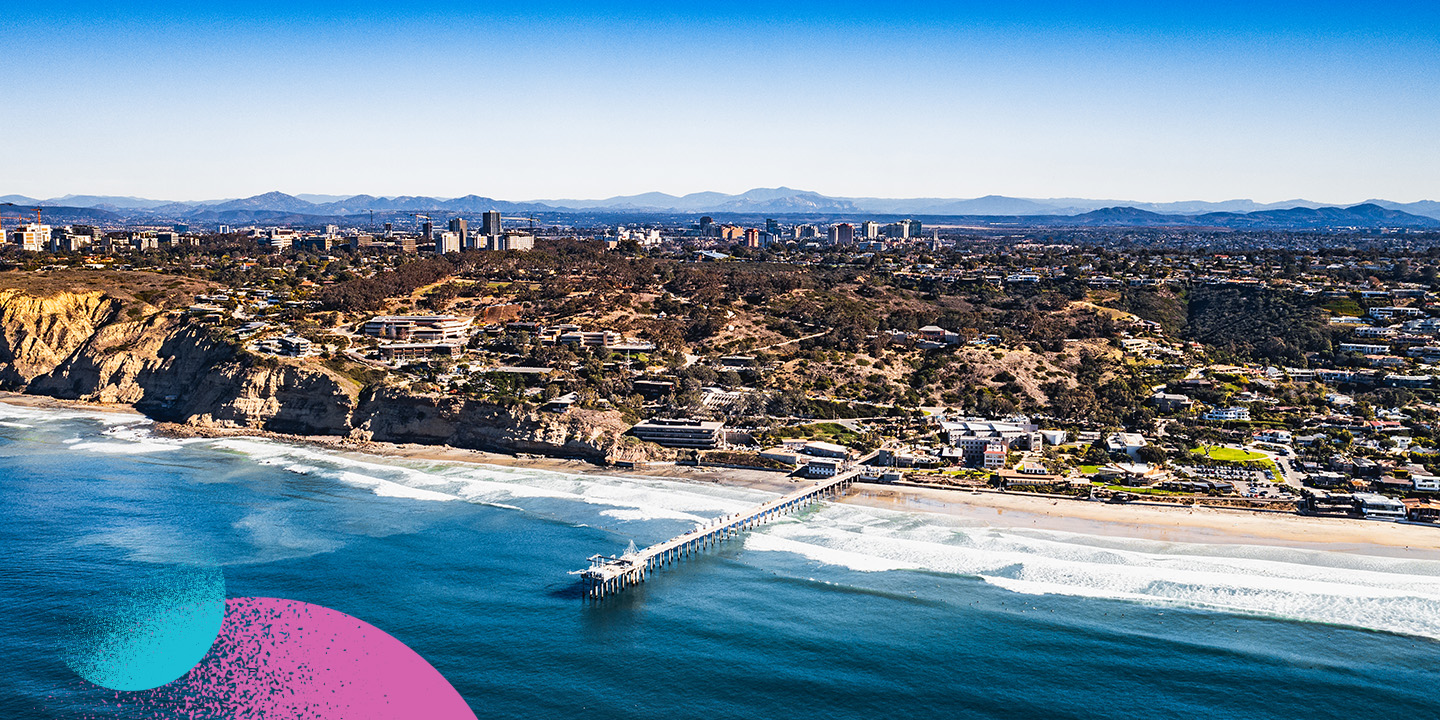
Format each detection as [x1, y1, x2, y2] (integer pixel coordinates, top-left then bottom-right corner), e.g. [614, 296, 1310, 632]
[3, 402, 1440, 718]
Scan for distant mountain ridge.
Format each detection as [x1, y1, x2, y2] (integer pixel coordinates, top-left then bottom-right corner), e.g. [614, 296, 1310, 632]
[6, 189, 1440, 227]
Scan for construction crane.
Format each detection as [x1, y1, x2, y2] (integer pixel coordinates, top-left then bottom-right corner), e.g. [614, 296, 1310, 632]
[0, 204, 41, 241]
[409, 213, 431, 230]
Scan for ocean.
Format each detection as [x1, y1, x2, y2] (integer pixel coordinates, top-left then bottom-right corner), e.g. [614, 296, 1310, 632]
[2, 401, 1439, 719]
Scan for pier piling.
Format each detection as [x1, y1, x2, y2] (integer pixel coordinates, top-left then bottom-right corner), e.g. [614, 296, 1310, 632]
[580, 467, 863, 600]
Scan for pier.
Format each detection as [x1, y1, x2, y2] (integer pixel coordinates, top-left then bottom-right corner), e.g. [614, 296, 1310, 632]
[580, 466, 864, 600]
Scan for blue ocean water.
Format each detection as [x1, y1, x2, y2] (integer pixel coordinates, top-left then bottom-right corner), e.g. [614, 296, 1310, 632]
[3, 402, 1440, 719]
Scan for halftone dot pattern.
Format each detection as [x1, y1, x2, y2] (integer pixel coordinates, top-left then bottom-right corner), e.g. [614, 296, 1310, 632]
[63, 565, 226, 692]
[71, 598, 477, 719]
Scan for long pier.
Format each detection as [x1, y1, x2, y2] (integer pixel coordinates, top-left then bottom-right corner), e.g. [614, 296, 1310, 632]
[580, 466, 863, 600]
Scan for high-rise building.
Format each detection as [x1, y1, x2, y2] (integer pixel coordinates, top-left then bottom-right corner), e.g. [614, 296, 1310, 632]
[383, 222, 394, 237]
[827, 223, 854, 245]
[861, 221, 880, 239]
[489, 232, 534, 251]
[448, 217, 468, 245]
[904, 219, 922, 237]
[744, 228, 760, 247]
[12, 224, 51, 252]
[421, 221, 433, 241]
[765, 218, 780, 234]
[481, 211, 502, 237]
[435, 231, 461, 254]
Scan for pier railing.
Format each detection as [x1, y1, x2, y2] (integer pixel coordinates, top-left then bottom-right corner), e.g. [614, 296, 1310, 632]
[580, 466, 864, 600]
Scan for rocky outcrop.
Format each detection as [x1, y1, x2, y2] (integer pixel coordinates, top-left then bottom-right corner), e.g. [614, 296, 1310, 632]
[350, 388, 672, 462]
[0, 289, 118, 386]
[0, 287, 669, 463]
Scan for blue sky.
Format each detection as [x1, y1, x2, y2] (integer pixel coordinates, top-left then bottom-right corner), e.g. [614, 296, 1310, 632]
[4, 1, 1437, 202]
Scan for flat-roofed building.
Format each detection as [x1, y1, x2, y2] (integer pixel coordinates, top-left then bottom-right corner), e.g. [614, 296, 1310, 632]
[435, 231, 461, 254]
[379, 343, 462, 362]
[1105, 432, 1148, 459]
[801, 441, 850, 459]
[488, 232, 534, 251]
[11, 223, 51, 251]
[1353, 492, 1407, 519]
[558, 330, 622, 347]
[982, 443, 1008, 470]
[804, 457, 842, 478]
[257, 335, 316, 358]
[629, 418, 725, 449]
[1339, 342, 1391, 355]
[363, 315, 472, 342]
[1202, 406, 1250, 421]
[940, 419, 1040, 467]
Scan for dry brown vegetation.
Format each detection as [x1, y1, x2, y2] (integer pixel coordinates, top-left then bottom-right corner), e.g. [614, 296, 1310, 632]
[0, 269, 214, 309]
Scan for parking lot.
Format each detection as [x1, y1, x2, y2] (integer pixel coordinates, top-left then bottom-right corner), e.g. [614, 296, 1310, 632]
[1176, 464, 1295, 498]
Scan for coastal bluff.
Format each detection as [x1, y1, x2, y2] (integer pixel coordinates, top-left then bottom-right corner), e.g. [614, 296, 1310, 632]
[0, 283, 660, 464]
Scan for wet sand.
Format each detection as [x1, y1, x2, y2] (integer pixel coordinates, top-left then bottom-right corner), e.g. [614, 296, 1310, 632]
[845, 484, 1440, 559]
[9, 393, 1435, 559]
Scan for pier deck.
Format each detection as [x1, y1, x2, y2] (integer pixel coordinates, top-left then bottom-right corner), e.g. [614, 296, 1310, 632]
[579, 464, 866, 599]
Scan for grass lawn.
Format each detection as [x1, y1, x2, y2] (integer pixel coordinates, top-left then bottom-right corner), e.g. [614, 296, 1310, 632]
[1079, 465, 1101, 474]
[776, 422, 861, 445]
[1192, 447, 1267, 462]
[1101, 484, 1193, 496]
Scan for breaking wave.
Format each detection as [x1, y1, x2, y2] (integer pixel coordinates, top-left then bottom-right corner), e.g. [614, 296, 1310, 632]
[744, 502, 1440, 640]
[29, 403, 1440, 641]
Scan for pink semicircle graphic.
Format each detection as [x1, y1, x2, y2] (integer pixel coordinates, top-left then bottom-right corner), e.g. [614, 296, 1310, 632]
[142, 597, 478, 719]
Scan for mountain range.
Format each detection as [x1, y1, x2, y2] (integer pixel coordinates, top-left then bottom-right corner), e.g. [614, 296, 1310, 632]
[2, 188, 1438, 230]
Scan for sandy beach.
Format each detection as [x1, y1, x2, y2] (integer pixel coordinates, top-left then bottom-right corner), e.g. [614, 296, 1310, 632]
[846, 483, 1440, 558]
[6, 392, 1436, 560]
[0, 391, 143, 415]
[248, 428, 1440, 560]
[360, 431, 1440, 559]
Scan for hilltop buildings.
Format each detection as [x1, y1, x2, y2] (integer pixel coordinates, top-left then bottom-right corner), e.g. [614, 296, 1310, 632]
[363, 315, 473, 343]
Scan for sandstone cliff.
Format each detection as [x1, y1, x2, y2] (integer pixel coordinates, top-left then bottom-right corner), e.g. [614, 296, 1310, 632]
[0, 287, 666, 463]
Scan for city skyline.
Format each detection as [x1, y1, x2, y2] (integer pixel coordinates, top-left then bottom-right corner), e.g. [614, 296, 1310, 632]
[3, 1, 1437, 201]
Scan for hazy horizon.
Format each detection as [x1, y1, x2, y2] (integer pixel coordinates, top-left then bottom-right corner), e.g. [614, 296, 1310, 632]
[2, 188, 1435, 208]
[4, 1, 1437, 202]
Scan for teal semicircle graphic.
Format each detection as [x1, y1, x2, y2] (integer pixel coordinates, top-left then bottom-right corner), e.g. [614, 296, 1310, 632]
[65, 565, 226, 692]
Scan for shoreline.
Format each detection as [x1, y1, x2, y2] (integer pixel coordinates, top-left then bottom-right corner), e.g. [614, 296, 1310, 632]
[6, 393, 1439, 559]
[154, 417, 1440, 559]
[0, 390, 144, 416]
[844, 484, 1440, 559]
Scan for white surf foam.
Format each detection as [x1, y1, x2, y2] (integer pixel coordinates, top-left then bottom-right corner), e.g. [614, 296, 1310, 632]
[205, 434, 766, 525]
[0, 401, 143, 426]
[742, 502, 1440, 639]
[67, 423, 188, 454]
[745, 531, 923, 573]
[332, 470, 458, 502]
[70, 440, 182, 454]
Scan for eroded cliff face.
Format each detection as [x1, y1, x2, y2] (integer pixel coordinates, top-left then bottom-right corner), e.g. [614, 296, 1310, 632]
[0, 287, 664, 463]
[350, 388, 670, 462]
[0, 289, 118, 386]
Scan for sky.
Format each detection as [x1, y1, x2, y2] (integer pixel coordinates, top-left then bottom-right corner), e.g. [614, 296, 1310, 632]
[3, 1, 1438, 203]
